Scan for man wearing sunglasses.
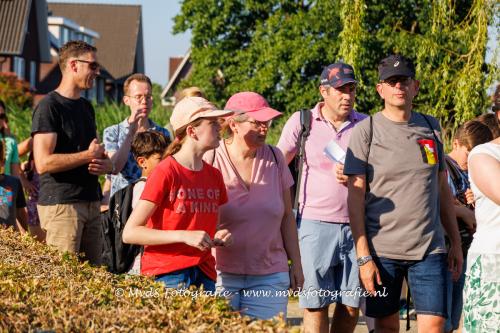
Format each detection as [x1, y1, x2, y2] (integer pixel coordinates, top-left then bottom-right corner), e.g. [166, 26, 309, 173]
[32, 40, 112, 265]
[344, 54, 462, 332]
[102, 73, 170, 200]
[278, 63, 367, 333]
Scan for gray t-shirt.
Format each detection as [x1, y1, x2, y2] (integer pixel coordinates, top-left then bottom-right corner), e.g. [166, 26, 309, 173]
[0, 175, 27, 228]
[344, 111, 446, 260]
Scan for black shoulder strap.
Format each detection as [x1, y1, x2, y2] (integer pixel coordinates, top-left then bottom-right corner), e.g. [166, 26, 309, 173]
[419, 113, 439, 144]
[294, 109, 312, 212]
[365, 116, 373, 192]
[268, 144, 278, 165]
[300, 108, 312, 137]
[133, 177, 147, 185]
[445, 156, 461, 187]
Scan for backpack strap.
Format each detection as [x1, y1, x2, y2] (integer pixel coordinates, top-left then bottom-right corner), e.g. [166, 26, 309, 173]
[419, 113, 440, 148]
[268, 144, 278, 165]
[268, 145, 281, 180]
[133, 177, 147, 184]
[366, 116, 373, 192]
[445, 156, 461, 187]
[294, 109, 312, 212]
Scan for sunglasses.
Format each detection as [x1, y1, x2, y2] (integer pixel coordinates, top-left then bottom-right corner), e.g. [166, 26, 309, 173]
[75, 59, 100, 71]
[0, 113, 7, 121]
[381, 76, 412, 87]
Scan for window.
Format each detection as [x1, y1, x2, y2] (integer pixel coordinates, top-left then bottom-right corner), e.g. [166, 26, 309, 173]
[60, 26, 70, 44]
[97, 78, 104, 103]
[88, 85, 96, 101]
[84, 35, 93, 45]
[30, 61, 36, 87]
[13, 57, 25, 79]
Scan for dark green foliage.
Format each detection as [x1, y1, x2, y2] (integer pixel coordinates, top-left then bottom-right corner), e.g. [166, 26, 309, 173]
[173, 0, 498, 143]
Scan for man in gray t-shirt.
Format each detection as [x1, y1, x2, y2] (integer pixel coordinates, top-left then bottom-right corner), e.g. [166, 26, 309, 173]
[344, 54, 463, 332]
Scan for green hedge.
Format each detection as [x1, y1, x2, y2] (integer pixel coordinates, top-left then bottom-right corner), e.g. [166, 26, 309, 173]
[0, 227, 291, 332]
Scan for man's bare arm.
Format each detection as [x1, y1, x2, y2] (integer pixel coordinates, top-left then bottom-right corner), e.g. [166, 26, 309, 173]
[348, 174, 381, 295]
[33, 132, 103, 174]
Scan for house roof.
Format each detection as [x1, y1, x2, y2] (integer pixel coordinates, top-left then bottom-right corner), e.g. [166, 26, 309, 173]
[48, 2, 144, 81]
[160, 50, 192, 100]
[0, 0, 51, 61]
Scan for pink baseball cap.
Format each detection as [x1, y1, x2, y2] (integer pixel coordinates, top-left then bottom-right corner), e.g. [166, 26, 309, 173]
[170, 96, 233, 132]
[224, 92, 282, 122]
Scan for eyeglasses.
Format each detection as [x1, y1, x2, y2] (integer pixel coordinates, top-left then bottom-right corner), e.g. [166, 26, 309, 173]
[75, 59, 100, 71]
[243, 119, 272, 128]
[126, 94, 153, 103]
[380, 76, 412, 87]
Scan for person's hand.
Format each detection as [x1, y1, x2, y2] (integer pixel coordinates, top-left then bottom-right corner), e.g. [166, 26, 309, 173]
[448, 243, 464, 282]
[289, 262, 304, 291]
[213, 229, 232, 247]
[20, 175, 36, 195]
[87, 138, 105, 159]
[359, 260, 382, 296]
[88, 154, 113, 175]
[461, 208, 477, 234]
[128, 107, 148, 134]
[184, 230, 213, 251]
[335, 163, 348, 185]
[464, 188, 475, 206]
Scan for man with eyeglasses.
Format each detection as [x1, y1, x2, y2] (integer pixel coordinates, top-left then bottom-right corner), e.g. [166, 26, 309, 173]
[278, 63, 366, 333]
[344, 54, 462, 332]
[32, 40, 112, 265]
[103, 73, 170, 199]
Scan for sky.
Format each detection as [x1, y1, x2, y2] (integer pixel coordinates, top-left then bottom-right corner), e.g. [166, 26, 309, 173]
[48, 0, 191, 86]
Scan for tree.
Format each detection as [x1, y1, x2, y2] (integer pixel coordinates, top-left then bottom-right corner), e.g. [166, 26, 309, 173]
[173, 0, 498, 139]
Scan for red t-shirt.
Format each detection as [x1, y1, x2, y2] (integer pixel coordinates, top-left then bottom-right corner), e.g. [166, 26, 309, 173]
[139, 156, 228, 280]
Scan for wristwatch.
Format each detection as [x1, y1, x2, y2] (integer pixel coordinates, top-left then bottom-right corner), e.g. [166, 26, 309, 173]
[357, 255, 373, 266]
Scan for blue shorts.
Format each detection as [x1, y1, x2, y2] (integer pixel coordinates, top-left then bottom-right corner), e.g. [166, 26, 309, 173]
[366, 253, 448, 318]
[156, 266, 215, 292]
[298, 218, 360, 309]
[216, 271, 290, 319]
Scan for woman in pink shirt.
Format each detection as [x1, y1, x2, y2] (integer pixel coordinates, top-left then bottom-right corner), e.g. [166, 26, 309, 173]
[208, 92, 303, 319]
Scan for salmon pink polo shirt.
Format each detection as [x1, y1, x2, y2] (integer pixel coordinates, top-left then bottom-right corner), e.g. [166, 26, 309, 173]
[207, 142, 294, 275]
[277, 103, 367, 223]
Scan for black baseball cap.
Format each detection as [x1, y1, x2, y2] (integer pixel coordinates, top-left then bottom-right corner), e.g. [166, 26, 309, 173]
[378, 54, 416, 81]
[320, 62, 357, 88]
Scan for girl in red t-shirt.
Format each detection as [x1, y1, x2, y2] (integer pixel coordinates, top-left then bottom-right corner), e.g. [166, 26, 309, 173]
[123, 97, 233, 291]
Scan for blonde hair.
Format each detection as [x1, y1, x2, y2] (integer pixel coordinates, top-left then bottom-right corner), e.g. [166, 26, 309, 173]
[123, 73, 152, 96]
[165, 118, 204, 157]
[221, 113, 247, 139]
[178, 87, 204, 101]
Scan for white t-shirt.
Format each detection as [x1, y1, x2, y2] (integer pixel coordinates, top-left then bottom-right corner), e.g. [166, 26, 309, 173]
[468, 142, 500, 254]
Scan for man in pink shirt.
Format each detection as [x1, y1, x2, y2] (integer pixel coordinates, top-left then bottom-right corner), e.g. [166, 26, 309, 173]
[278, 62, 366, 333]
